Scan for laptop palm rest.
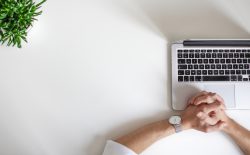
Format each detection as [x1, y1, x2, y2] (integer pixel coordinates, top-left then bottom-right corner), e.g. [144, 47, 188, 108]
[204, 84, 235, 109]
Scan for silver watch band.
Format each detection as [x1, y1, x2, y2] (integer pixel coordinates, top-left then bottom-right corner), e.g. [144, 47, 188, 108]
[173, 124, 182, 133]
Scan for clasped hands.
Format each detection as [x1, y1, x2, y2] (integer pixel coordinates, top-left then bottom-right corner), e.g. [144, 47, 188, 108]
[181, 91, 231, 133]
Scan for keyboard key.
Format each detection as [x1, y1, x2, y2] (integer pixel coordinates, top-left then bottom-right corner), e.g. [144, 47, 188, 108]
[184, 76, 189, 81]
[243, 59, 247, 63]
[178, 54, 182, 58]
[178, 50, 183, 53]
[247, 70, 250, 74]
[236, 70, 241, 75]
[207, 50, 212, 52]
[203, 76, 230, 81]
[208, 70, 213, 75]
[211, 64, 215, 69]
[231, 70, 236, 75]
[233, 64, 238, 69]
[202, 70, 207, 75]
[195, 76, 202, 81]
[206, 53, 211, 58]
[191, 70, 196, 75]
[198, 59, 202, 63]
[192, 59, 197, 64]
[231, 76, 237, 81]
[234, 53, 239, 58]
[195, 50, 200, 52]
[222, 64, 227, 69]
[187, 59, 191, 64]
[223, 53, 228, 58]
[178, 70, 184, 75]
[240, 53, 244, 58]
[219, 70, 224, 75]
[236, 49, 241, 52]
[238, 75, 242, 81]
[242, 70, 247, 74]
[212, 53, 217, 58]
[209, 59, 214, 63]
[229, 53, 233, 58]
[185, 70, 190, 75]
[219, 49, 224, 53]
[232, 59, 236, 63]
[225, 70, 230, 75]
[195, 53, 200, 58]
[216, 64, 221, 69]
[199, 65, 204, 69]
[214, 70, 218, 75]
[230, 49, 235, 52]
[213, 49, 218, 52]
[178, 76, 183, 82]
[220, 59, 225, 63]
[205, 65, 210, 69]
[246, 53, 250, 58]
[190, 76, 194, 81]
[197, 70, 201, 75]
[226, 59, 231, 63]
[184, 53, 188, 58]
[201, 53, 205, 58]
[189, 53, 194, 58]
[215, 59, 220, 63]
[188, 65, 193, 69]
[244, 64, 249, 69]
[194, 65, 198, 69]
[178, 59, 185, 64]
[239, 64, 243, 69]
[237, 59, 242, 63]
[178, 65, 187, 69]
[228, 64, 232, 69]
[218, 53, 222, 58]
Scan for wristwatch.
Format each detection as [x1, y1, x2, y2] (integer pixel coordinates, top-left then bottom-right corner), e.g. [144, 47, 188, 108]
[168, 115, 182, 133]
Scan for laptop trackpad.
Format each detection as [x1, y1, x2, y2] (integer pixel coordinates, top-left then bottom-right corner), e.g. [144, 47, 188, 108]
[204, 84, 235, 108]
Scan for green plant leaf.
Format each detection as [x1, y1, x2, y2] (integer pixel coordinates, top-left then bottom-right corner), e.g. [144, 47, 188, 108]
[0, 0, 46, 48]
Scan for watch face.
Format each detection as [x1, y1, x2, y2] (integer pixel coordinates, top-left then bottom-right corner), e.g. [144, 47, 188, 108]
[169, 116, 181, 125]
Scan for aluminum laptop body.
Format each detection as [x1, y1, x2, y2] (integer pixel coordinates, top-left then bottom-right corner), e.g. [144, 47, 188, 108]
[172, 39, 250, 110]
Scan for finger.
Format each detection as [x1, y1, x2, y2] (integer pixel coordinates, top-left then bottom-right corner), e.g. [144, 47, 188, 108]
[199, 101, 223, 114]
[188, 91, 208, 105]
[204, 121, 226, 133]
[193, 92, 221, 105]
[203, 114, 220, 125]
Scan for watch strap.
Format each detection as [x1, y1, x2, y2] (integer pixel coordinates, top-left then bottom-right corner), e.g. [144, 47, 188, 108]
[173, 124, 182, 133]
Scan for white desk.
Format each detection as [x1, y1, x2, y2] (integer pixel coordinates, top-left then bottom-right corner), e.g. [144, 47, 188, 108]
[1, 0, 250, 155]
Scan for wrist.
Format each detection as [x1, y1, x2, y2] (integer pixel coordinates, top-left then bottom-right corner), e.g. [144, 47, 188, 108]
[182, 119, 192, 130]
[222, 117, 235, 134]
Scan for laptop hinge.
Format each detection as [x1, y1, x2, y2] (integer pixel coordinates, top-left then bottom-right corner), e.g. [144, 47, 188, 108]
[183, 40, 250, 47]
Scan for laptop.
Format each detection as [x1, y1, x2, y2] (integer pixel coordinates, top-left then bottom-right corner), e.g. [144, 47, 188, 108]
[171, 39, 250, 110]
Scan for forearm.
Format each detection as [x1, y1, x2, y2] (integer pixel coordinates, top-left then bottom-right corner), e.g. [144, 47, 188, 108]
[223, 118, 250, 155]
[115, 120, 175, 154]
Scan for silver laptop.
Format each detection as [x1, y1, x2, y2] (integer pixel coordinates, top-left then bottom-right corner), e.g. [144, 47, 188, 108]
[172, 39, 250, 110]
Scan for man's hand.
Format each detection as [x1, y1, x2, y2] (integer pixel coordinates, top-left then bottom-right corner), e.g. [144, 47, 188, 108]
[186, 91, 231, 133]
[181, 103, 226, 132]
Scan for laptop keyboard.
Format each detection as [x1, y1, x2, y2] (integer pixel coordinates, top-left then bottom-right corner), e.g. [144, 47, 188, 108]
[177, 49, 250, 82]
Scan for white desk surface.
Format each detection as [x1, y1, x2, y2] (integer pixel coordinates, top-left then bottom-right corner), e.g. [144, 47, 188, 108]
[1, 0, 250, 155]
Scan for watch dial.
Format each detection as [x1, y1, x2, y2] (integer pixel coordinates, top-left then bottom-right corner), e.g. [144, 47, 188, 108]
[169, 116, 181, 124]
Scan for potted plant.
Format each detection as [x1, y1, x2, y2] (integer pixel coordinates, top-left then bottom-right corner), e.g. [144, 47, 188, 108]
[0, 0, 46, 48]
